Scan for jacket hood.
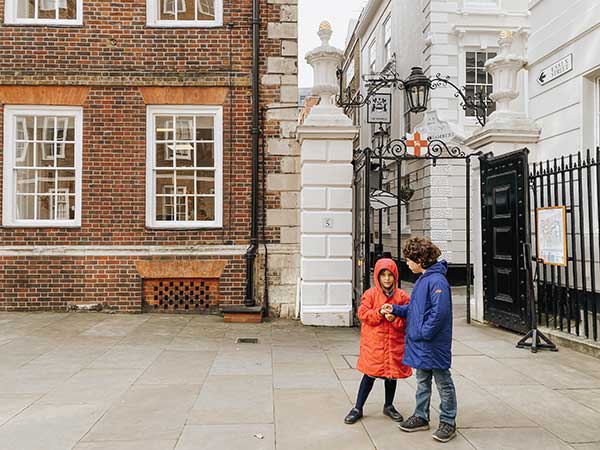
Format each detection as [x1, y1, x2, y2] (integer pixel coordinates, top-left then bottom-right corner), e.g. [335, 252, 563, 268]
[423, 260, 448, 277]
[374, 258, 398, 293]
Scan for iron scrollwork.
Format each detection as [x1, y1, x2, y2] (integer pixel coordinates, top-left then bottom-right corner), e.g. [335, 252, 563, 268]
[431, 74, 491, 127]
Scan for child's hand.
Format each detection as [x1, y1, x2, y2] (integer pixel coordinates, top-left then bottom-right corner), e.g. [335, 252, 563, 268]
[384, 313, 395, 322]
[381, 304, 393, 314]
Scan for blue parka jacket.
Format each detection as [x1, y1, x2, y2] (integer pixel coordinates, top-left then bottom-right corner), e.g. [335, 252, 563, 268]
[391, 260, 453, 369]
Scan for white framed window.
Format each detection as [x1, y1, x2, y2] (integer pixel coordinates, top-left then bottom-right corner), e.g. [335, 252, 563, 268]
[465, 50, 496, 117]
[3, 106, 82, 227]
[5, 0, 82, 25]
[147, 0, 223, 27]
[383, 16, 392, 63]
[146, 105, 223, 228]
[369, 40, 377, 74]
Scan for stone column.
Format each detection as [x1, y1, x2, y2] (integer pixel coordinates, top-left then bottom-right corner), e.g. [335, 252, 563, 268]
[296, 22, 358, 326]
[464, 31, 540, 322]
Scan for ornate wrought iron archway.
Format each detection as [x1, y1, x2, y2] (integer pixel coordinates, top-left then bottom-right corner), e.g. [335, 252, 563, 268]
[352, 133, 480, 323]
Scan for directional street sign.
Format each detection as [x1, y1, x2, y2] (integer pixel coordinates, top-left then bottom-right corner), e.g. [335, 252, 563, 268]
[537, 54, 573, 86]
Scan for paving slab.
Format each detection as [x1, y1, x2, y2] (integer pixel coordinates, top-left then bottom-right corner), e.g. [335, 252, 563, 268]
[461, 428, 574, 450]
[88, 345, 163, 370]
[0, 403, 107, 450]
[452, 355, 538, 386]
[498, 357, 600, 389]
[135, 350, 215, 385]
[74, 441, 177, 450]
[188, 375, 273, 425]
[486, 384, 600, 443]
[175, 424, 274, 450]
[557, 388, 600, 414]
[39, 368, 142, 405]
[83, 385, 200, 442]
[209, 350, 272, 376]
[0, 394, 40, 426]
[361, 405, 476, 450]
[274, 388, 375, 450]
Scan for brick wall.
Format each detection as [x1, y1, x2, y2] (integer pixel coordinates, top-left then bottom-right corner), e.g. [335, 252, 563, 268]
[0, 0, 299, 312]
[0, 254, 245, 312]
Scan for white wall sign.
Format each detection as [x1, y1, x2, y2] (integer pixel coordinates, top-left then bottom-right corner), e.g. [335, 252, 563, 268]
[537, 54, 573, 86]
[415, 110, 456, 141]
[367, 93, 392, 124]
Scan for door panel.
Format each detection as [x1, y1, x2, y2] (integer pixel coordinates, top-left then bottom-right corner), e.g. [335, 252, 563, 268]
[481, 150, 530, 333]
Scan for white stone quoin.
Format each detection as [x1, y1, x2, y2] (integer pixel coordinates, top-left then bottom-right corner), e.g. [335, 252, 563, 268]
[296, 22, 358, 326]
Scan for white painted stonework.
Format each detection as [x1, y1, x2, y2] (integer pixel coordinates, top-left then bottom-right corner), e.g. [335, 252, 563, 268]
[297, 22, 358, 327]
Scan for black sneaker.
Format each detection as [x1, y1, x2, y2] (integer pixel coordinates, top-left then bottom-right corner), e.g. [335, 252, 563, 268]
[344, 407, 363, 424]
[398, 415, 430, 432]
[433, 422, 456, 442]
[382, 405, 403, 422]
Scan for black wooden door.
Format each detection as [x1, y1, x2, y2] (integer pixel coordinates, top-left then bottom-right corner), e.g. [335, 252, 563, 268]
[480, 150, 530, 333]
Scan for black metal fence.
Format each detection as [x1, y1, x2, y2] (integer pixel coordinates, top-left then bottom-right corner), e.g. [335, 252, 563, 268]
[530, 148, 600, 341]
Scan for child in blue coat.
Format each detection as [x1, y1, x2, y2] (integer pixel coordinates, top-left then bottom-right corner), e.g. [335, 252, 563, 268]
[382, 237, 457, 443]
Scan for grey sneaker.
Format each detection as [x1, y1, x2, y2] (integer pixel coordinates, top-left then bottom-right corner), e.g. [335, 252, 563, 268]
[398, 415, 430, 432]
[432, 422, 456, 443]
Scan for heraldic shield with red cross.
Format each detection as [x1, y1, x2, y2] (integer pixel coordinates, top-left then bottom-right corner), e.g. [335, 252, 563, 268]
[405, 132, 429, 157]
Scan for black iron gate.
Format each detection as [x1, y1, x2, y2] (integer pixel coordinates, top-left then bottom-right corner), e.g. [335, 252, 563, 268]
[352, 134, 477, 321]
[530, 149, 600, 342]
[480, 149, 531, 333]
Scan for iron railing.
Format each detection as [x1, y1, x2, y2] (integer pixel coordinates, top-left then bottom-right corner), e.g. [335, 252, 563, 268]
[530, 148, 600, 341]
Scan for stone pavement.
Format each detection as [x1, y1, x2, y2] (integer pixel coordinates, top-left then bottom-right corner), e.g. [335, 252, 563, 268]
[1, 300, 600, 450]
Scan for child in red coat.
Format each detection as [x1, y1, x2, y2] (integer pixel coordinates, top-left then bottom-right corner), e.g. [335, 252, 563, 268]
[344, 258, 412, 424]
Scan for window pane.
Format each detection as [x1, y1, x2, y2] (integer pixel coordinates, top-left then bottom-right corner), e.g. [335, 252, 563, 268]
[57, 170, 76, 193]
[156, 143, 172, 167]
[57, 143, 75, 168]
[37, 116, 55, 141]
[58, 0, 76, 19]
[196, 196, 215, 221]
[175, 171, 195, 194]
[477, 70, 487, 84]
[466, 52, 475, 68]
[16, 116, 33, 141]
[197, 0, 215, 20]
[156, 116, 173, 141]
[160, 0, 185, 19]
[173, 144, 194, 167]
[178, 0, 195, 20]
[36, 143, 57, 167]
[195, 142, 214, 167]
[38, 0, 57, 20]
[175, 116, 194, 140]
[156, 196, 172, 221]
[37, 169, 56, 195]
[476, 52, 488, 67]
[15, 169, 35, 194]
[196, 116, 214, 140]
[56, 116, 75, 142]
[196, 170, 215, 195]
[466, 68, 475, 84]
[37, 195, 52, 220]
[156, 171, 174, 195]
[16, 0, 35, 18]
[15, 142, 34, 167]
[15, 195, 35, 220]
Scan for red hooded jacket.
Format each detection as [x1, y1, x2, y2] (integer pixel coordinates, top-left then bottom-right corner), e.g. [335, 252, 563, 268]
[356, 258, 412, 379]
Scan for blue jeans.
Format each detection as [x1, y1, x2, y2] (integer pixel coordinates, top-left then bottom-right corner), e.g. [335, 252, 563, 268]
[414, 369, 457, 426]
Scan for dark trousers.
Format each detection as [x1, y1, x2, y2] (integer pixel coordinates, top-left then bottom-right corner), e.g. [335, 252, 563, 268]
[355, 375, 397, 410]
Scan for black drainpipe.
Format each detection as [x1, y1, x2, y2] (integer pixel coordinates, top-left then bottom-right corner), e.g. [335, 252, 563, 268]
[244, 0, 261, 307]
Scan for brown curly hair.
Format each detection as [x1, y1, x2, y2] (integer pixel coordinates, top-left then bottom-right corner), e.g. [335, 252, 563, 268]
[403, 237, 441, 269]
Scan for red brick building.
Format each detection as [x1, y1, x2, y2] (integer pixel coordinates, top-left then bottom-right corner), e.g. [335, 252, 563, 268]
[0, 0, 299, 313]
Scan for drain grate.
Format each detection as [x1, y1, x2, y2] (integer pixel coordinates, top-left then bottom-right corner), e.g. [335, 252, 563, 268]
[236, 337, 260, 344]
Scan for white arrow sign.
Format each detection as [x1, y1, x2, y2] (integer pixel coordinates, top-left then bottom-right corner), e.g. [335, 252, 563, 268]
[537, 54, 573, 86]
